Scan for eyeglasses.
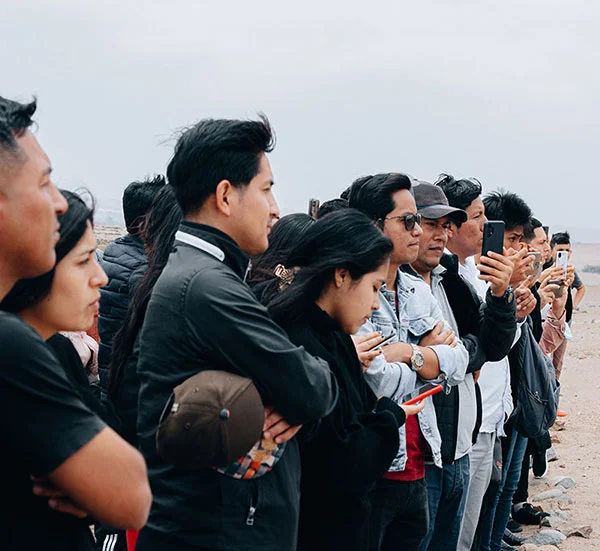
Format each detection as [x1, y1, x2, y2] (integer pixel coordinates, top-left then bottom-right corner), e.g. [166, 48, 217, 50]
[379, 213, 422, 231]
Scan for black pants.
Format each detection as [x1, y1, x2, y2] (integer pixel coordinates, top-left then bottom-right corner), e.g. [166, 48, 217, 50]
[368, 477, 428, 551]
[513, 431, 551, 505]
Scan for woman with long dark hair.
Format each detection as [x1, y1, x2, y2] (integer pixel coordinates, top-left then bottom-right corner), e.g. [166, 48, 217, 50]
[263, 208, 424, 550]
[248, 212, 315, 304]
[107, 184, 183, 445]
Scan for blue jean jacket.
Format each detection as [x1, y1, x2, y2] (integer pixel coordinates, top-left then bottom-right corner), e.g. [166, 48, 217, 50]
[357, 268, 469, 471]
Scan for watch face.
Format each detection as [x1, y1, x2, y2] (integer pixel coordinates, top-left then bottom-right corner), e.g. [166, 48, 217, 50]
[414, 354, 424, 367]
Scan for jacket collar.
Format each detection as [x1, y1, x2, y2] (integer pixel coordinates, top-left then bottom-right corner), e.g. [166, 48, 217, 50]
[440, 252, 460, 275]
[176, 222, 250, 280]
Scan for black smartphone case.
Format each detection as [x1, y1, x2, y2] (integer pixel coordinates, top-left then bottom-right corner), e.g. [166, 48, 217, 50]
[482, 221, 505, 256]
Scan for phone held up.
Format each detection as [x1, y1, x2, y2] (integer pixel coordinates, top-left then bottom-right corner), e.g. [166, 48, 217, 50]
[308, 198, 320, 219]
[556, 250, 569, 270]
[482, 221, 505, 257]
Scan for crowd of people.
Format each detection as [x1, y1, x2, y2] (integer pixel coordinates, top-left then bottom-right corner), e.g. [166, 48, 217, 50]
[0, 95, 586, 551]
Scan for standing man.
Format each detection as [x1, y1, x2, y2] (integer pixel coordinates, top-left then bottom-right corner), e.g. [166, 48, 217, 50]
[348, 173, 469, 551]
[135, 116, 337, 551]
[0, 96, 151, 550]
[98, 175, 164, 393]
[410, 183, 516, 551]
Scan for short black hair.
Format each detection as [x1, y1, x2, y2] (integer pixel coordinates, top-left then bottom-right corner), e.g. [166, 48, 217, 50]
[317, 198, 349, 219]
[0, 96, 37, 162]
[123, 174, 165, 234]
[482, 190, 532, 231]
[435, 173, 482, 217]
[167, 114, 275, 215]
[550, 231, 571, 248]
[347, 173, 412, 224]
[522, 217, 543, 243]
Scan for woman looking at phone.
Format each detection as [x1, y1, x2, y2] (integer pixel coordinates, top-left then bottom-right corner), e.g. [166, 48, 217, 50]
[263, 209, 424, 550]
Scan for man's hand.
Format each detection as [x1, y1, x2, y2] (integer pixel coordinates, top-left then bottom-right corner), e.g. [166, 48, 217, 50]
[566, 264, 575, 287]
[400, 400, 427, 417]
[419, 321, 456, 348]
[540, 265, 566, 285]
[507, 247, 533, 287]
[351, 332, 384, 372]
[477, 249, 514, 297]
[263, 407, 302, 444]
[515, 286, 537, 320]
[31, 476, 89, 519]
[538, 274, 560, 310]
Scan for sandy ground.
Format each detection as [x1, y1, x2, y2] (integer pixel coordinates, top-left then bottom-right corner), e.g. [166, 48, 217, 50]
[515, 243, 600, 549]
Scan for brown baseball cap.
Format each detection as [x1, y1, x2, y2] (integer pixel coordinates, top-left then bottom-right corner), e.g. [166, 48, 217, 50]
[156, 370, 265, 470]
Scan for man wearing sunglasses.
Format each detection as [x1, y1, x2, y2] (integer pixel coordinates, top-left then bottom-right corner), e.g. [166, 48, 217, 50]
[348, 173, 469, 551]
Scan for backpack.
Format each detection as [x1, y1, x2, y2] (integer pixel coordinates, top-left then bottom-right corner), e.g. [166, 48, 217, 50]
[510, 321, 560, 439]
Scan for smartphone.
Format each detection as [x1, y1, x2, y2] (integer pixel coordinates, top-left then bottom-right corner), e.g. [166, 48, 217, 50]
[556, 250, 569, 270]
[308, 198, 320, 219]
[525, 251, 542, 280]
[482, 221, 505, 257]
[402, 383, 444, 405]
[367, 332, 395, 351]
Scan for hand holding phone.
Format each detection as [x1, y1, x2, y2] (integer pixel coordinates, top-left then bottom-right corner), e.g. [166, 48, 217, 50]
[401, 383, 444, 405]
[368, 332, 395, 351]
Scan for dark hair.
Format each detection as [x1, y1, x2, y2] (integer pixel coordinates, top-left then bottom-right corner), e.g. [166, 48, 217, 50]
[482, 190, 532, 231]
[167, 114, 275, 215]
[266, 209, 392, 325]
[347, 173, 412, 225]
[0, 189, 94, 313]
[550, 231, 571, 248]
[123, 174, 165, 234]
[0, 96, 37, 162]
[522, 217, 543, 243]
[435, 173, 482, 228]
[108, 185, 183, 400]
[248, 213, 316, 304]
[317, 198, 349, 219]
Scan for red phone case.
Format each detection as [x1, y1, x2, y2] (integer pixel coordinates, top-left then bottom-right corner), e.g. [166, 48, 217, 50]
[402, 384, 444, 405]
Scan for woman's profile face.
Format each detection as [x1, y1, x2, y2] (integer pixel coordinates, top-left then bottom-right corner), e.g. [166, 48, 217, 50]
[331, 260, 389, 334]
[28, 222, 108, 335]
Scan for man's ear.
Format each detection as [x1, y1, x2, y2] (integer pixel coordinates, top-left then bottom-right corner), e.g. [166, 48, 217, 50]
[334, 267, 350, 288]
[446, 222, 457, 239]
[214, 180, 234, 216]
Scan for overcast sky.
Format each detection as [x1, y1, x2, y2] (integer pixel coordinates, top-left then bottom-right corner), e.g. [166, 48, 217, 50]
[4, 0, 599, 236]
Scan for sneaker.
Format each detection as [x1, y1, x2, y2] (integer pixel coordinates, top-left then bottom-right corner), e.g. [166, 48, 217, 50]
[506, 519, 523, 533]
[533, 450, 548, 478]
[556, 408, 568, 417]
[512, 502, 550, 525]
[503, 528, 526, 546]
[500, 541, 517, 551]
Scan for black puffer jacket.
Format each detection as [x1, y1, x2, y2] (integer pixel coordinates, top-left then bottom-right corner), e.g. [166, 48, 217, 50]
[98, 234, 147, 393]
[432, 254, 517, 463]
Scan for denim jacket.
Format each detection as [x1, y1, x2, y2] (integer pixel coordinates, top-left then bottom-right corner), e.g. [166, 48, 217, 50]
[357, 267, 469, 471]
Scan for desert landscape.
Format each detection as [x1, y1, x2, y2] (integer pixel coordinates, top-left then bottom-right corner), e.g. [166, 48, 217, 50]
[94, 228, 600, 549]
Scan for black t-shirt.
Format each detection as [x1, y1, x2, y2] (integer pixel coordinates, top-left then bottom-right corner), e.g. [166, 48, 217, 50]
[0, 312, 106, 550]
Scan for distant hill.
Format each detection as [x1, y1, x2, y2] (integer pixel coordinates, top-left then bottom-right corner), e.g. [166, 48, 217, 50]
[95, 209, 124, 227]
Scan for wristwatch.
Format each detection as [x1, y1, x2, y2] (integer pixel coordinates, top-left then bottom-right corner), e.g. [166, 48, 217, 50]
[410, 344, 425, 371]
[490, 286, 514, 305]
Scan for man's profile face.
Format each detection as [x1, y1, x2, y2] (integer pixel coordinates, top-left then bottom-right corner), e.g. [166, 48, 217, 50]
[382, 189, 423, 266]
[231, 153, 280, 256]
[412, 216, 450, 275]
[529, 227, 551, 263]
[0, 131, 67, 279]
[449, 196, 486, 257]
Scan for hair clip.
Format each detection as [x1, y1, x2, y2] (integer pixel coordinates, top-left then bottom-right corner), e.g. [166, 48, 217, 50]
[274, 264, 296, 290]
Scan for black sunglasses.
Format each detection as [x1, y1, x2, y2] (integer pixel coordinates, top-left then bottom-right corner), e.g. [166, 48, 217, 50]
[379, 213, 423, 231]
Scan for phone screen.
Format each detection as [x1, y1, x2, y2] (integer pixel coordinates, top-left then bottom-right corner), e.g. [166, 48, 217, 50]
[401, 382, 440, 404]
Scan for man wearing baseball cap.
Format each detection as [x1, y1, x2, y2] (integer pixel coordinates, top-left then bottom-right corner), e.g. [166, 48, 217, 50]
[410, 182, 516, 551]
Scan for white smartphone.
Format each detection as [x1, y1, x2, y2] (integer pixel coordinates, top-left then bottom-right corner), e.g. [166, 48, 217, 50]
[556, 250, 569, 270]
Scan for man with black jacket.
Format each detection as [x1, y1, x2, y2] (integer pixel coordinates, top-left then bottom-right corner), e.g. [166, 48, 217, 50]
[410, 183, 516, 551]
[135, 115, 337, 551]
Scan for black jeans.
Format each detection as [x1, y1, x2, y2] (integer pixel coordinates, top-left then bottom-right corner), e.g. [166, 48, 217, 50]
[368, 477, 429, 551]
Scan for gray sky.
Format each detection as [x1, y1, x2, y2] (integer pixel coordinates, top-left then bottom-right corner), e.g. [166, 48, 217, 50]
[4, 0, 599, 238]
